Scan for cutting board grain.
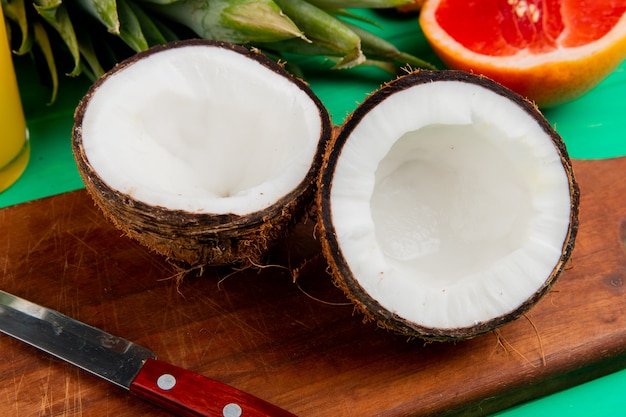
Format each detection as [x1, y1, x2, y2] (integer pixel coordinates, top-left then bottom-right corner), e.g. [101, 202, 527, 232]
[1, 157, 626, 417]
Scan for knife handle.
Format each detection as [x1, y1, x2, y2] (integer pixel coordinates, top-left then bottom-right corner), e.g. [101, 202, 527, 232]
[130, 358, 297, 417]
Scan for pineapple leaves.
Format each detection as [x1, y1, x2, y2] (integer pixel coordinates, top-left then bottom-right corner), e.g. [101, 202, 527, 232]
[147, 0, 305, 44]
[127, 0, 169, 46]
[344, 22, 435, 69]
[117, 0, 149, 51]
[1, 0, 434, 103]
[33, 0, 81, 76]
[271, 0, 364, 69]
[74, 0, 120, 34]
[74, 28, 106, 80]
[221, 0, 306, 43]
[2, 0, 32, 54]
[32, 19, 58, 103]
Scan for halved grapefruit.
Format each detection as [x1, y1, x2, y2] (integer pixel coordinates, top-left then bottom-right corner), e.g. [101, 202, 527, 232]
[419, 0, 626, 107]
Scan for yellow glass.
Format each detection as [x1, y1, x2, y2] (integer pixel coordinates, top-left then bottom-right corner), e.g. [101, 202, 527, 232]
[0, 8, 29, 193]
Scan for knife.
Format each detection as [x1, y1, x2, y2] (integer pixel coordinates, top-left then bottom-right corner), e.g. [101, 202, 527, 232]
[0, 290, 297, 417]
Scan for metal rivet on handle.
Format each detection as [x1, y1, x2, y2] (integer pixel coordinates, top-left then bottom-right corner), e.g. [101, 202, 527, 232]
[223, 403, 242, 417]
[156, 373, 177, 391]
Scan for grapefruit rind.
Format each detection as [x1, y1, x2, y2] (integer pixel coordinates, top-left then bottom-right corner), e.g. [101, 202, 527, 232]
[419, 3, 626, 107]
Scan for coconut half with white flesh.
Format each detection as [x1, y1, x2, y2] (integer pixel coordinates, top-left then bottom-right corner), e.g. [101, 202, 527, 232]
[73, 40, 331, 266]
[317, 70, 579, 340]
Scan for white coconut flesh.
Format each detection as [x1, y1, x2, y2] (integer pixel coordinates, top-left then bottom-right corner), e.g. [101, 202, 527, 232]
[80, 44, 322, 215]
[330, 80, 572, 330]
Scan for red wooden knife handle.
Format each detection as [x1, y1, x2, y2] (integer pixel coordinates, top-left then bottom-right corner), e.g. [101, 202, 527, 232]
[130, 358, 297, 417]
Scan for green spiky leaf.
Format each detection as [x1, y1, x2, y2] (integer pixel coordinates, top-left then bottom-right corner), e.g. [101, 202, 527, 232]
[74, 0, 120, 34]
[33, 0, 81, 76]
[2, 0, 33, 54]
[32, 20, 58, 103]
[148, 0, 305, 44]
[273, 0, 365, 68]
[117, 0, 149, 51]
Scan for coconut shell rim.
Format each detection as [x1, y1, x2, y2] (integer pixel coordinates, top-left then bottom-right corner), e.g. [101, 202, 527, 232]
[72, 38, 333, 232]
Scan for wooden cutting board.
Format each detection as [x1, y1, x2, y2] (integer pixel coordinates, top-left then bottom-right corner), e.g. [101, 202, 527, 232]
[1, 157, 626, 417]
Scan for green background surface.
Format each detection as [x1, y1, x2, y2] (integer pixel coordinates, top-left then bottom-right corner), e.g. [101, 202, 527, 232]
[2, 9, 626, 416]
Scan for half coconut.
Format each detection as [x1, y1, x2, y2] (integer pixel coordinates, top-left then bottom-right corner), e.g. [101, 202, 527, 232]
[317, 70, 579, 340]
[73, 39, 331, 266]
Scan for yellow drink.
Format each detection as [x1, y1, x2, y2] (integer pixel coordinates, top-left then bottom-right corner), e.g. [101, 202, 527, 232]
[0, 7, 29, 192]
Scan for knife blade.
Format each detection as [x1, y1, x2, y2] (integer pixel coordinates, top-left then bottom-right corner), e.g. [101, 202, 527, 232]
[0, 290, 297, 417]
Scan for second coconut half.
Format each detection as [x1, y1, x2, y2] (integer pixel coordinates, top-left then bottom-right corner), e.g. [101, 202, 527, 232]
[317, 70, 579, 340]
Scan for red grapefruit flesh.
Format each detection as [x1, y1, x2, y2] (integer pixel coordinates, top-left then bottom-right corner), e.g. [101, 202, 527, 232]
[420, 0, 626, 106]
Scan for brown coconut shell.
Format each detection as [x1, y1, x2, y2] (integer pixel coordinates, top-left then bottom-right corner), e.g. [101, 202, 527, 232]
[317, 70, 579, 341]
[72, 39, 332, 267]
